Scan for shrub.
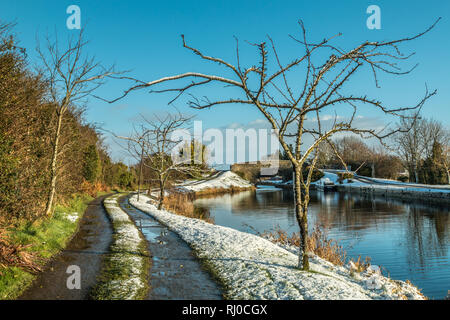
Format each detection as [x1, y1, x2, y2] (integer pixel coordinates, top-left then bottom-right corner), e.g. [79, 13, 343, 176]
[163, 192, 214, 224]
[80, 181, 110, 198]
[337, 172, 354, 183]
[262, 225, 347, 266]
[194, 186, 255, 197]
[82, 145, 100, 183]
[349, 255, 371, 273]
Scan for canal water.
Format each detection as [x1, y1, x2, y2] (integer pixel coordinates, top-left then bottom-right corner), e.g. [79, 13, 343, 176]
[193, 186, 450, 299]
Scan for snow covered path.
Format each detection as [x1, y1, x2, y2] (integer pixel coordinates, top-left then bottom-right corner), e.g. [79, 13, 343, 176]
[129, 194, 425, 300]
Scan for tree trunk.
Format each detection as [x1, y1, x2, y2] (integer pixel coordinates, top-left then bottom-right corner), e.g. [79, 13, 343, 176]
[413, 159, 419, 183]
[158, 178, 164, 210]
[293, 165, 309, 270]
[137, 147, 144, 201]
[45, 111, 63, 216]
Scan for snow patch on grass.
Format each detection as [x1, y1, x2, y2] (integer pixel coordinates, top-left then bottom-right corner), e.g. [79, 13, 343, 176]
[63, 212, 80, 223]
[130, 194, 425, 300]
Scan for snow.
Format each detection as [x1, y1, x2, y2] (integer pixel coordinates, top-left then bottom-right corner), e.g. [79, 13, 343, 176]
[355, 176, 450, 189]
[176, 171, 253, 193]
[64, 212, 80, 223]
[129, 194, 425, 300]
[321, 172, 339, 184]
[321, 172, 450, 194]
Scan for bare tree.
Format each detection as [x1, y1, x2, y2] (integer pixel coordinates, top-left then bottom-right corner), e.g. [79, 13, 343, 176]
[113, 125, 149, 201]
[109, 19, 439, 269]
[115, 112, 203, 209]
[394, 116, 448, 183]
[394, 115, 424, 182]
[421, 119, 449, 159]
[333, 136, 373, 168]
[37, 29, 119, 216]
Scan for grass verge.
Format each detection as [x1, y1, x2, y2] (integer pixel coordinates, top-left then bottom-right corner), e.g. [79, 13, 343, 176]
[0, 193, 101, 300]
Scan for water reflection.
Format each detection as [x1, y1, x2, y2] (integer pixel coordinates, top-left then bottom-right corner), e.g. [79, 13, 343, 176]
[194, 186, 450, 299]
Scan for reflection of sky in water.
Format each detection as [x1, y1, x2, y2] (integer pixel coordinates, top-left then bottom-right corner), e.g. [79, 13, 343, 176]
[194, 186, 450, 299]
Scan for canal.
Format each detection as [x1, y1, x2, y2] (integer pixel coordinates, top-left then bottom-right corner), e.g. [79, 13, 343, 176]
[193, 186, 450, 299]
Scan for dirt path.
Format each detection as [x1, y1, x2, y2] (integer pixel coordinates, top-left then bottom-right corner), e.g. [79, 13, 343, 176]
[19, 194, 113, 300]
[119, 196, 223, 300]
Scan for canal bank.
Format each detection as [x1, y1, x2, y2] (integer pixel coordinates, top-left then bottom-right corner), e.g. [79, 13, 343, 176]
[260, 171, 450, 203]
[129, 194, 426, 300]
[336, 177, 450, 205]
[193, 185, 450, 299]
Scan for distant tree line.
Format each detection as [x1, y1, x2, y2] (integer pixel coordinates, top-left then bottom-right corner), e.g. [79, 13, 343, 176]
[0, 23, 136, 222]
[394, 116, 449, 184]
[314, 136, 403, 179]
[312, 119, 449, 185]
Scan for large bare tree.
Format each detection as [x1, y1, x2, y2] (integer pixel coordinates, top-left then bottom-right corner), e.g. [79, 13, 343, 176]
[109, 19, 439, 269]
[37, 29, 118, 216]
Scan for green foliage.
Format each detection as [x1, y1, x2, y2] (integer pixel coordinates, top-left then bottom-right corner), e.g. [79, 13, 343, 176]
[0, 33, 52, 220]
[337, 172, 354, 183]
[419, 141, 447, 185]
[308, 167, 325, 182]
[0, 194, 93, 299]
[0, 25, 134, 220]
[104, 162, 136, 189]
[0, 133, 18, 213]
[82, 144, 100, 183]
[0, 267, 35, 300]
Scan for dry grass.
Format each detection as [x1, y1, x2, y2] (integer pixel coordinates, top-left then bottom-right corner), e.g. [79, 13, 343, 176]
[80, 181, 110, 198]
[262, 225, 347, 266]
[307, 227, 347, 266]
[267, 226, 373, 271]
[0, 228, 42, 274]
[163, 192, 214, 224]
[194, 186, 255, 197]
[349, 255, 371, 272]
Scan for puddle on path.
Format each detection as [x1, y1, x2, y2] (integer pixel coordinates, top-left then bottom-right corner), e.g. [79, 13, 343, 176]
[119, 196, 223, 300]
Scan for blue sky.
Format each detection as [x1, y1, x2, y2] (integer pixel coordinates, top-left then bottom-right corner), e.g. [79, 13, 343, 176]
[2, 0, 449, 164]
